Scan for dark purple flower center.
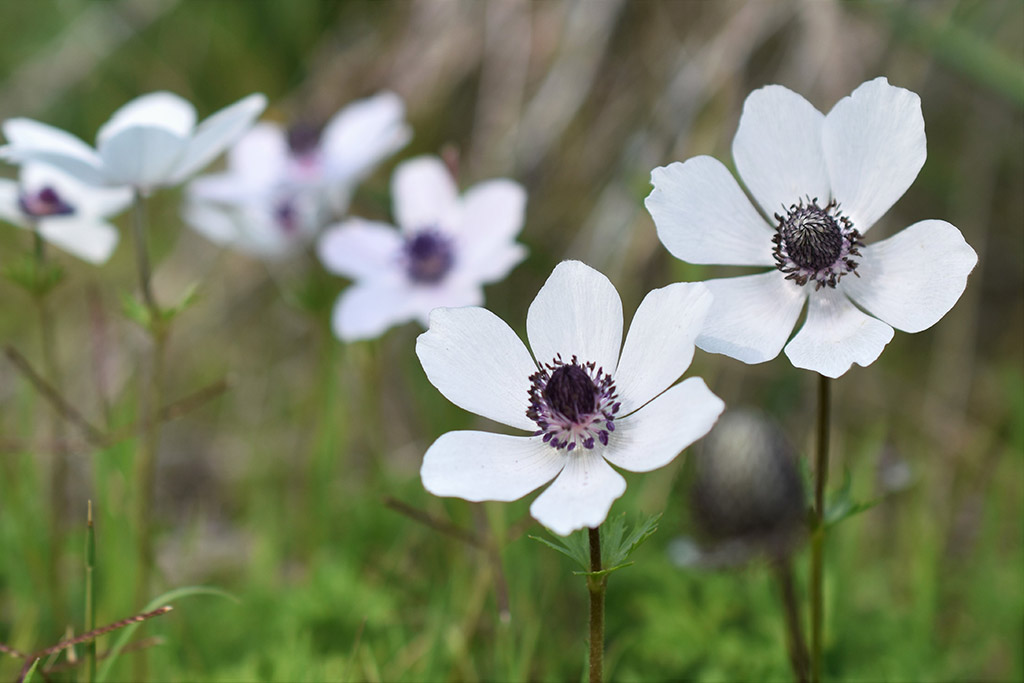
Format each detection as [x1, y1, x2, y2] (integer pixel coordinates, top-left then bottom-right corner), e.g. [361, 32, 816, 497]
[274, 198, 299, 235]
[19, 186, 75, 218]
[404, 229, 454, 284]
[772, 198, 862, 289]
[287, 123, 321, 158]
[527, 355, 620, 451]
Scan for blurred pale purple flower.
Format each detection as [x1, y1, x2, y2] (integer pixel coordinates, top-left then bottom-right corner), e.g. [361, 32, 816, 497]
[184, 92, 411, 260]
[0, 163, 131, 264]
[317, 155, 527, 341]
[417, 260, 724, 536]
[646, 77, 978, 378]
[1, 91, 266, 192]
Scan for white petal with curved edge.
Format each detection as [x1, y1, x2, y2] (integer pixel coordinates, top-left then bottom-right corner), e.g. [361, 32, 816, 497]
[822, 78, 925, 233]
[784, 288, 894, 378]
[392, 156, 459, 232]
[614, 282, 712, 414]
[98, 126, 187, 188]
[1, 119, 104, 186]
[317, 218, 403, 281]
[416, 306, 538, 432]
[22, 163, 130, 218]
[321, 91, 412, 182]
[732, 84, 830, 218]
[170, 93, 268, 184]
[603, 377, 724, 473]
[0, 179, 23, 225]
[407, 283, 484, 328]
[421, 431, 564, 502]
[332, 283, 414, 342]
[97, 92, 196, 144]
[183, 201, 240, 246]
[529, 451, 627, 536]
[453, 179, 526, 250]
[458, 241, 527, 285]
[646, 157, 776, 266]
[843, 219, 977, 333]
[527, 260, 623, 376]
[696, 271, 808, 364]
[37, 217, 119, 264]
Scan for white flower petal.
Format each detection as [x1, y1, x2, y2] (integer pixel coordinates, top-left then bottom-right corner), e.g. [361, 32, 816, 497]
[822, 77, 926, 233]
[416, 306, 538, 432]
[224, 122, 289, 188]
[37, 217, 119, 264]
[646, 157, 776, 266]
[96, 91, 196, 144]
[843, 219, 977, 333]
[317, 218, 403, 281]
[526, 260, 623, 375]
[183, 200, 240, 246]
[1, 119, 104, 186]
[732, 84, 830, 218]
[407, 283, 484, 328]
[603, 377, 724, 473]
[22, 162, 130, 218]
[0, 179, 23, 226]
[170, 93, 268, 184]
[614, 282, 712, 414]
[332, 283, 414, 342]
[453, 179, 526, 254]
[320, 91, 412, 182]
[696, 271, 808, 364]
[97, 126, 188, 188]
[391, 156, 459, 232]
[529, 450, 627, 536]
[784, 288, 894, 378]
[421, 431, 564, 503]
[457, 242, 527, 285]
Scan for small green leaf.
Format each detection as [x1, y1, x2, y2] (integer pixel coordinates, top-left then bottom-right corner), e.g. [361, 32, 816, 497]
[119, 292, 153, 329]
[824, 468, 881, 528]
[22, 658, 40, 683]
[3, 254, 65, 296]
[602, 512, 661, 569]
[529, 530, 590, 572]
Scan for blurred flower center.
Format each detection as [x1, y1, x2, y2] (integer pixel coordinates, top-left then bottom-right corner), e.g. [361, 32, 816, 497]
[273, 198, 299, 235]
[404, 229, 454, 284]
[772, 198, 862, 289]
[527, 355, 620, 451]
[19, 186, 75, 218]
[286, 123, 321, 160]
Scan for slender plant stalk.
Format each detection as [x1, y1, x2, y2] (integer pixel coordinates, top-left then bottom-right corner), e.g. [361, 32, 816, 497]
[810, 373, 831, 683]
[774, 560, 810, 683]
[129, 189, 169, 680]
[31, 232, 69, 626]
[587, 526, 606, 683]
[85, 500, 96, 683]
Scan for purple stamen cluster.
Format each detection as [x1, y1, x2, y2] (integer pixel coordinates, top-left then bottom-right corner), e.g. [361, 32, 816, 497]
[274, 198, 298, 235]
[404, 229, 455, 284]
[773, 198, 862, 290]
[527, 354, 620, 451]
[18, 186, 74, 218]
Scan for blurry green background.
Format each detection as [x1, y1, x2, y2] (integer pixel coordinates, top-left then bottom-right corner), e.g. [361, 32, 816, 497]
[0, 1, 1021, 681]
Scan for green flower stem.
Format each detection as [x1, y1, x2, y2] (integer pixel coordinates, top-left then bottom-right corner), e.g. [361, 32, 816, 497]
[587, 526, 606, 683]
[85, 501, 96, 683]
[775, 559, 809, 683]
[32, 231, 68, 626]
[129, 189, 169, 680]
[810, 373, 831, 683]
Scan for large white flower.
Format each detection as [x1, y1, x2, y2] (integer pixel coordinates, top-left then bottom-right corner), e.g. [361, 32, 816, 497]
[317, 155, 527, 341]
[417, 260, 725, 536]
[0, 91, 266, 191]
[645, 77, 978, 378]
[184, 93, 411, 260]
[0, 162, 131, 264]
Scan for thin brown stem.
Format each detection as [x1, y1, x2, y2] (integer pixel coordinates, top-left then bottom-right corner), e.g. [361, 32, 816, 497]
[587, 526, 605, 683]
[383, 496, 483, 548]
[775, 560, 810, 683]
[131, 189, 158, 316]
[810, 373, 831, 683]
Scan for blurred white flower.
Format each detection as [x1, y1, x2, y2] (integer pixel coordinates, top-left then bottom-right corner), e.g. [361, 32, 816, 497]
[417, 260, 725, 536]
[318, 155, 527, 341]
[1, 91, 266, 192]
[183, 92, 411, 260]
[645, 77, 978, 378]
[0, 162, 131, 263]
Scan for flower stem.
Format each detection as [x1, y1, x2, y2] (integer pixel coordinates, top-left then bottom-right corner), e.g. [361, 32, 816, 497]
[774, 559, 810, 683]
[129, 189, 168, 680]
[587, 526, 606, 683]
[810, 373, 831, 683]
[32, 232, 68, 626]
[85, 500, 96, 683]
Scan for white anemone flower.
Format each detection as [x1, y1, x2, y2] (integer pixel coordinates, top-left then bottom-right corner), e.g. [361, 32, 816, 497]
[0, 91, 267, 192]
[184, 93, 411, 259]
[645, 77, 978, 378]
[417, 260, 725, 536]
[0, 162, 131, 264]
[317, 155, 527, 341]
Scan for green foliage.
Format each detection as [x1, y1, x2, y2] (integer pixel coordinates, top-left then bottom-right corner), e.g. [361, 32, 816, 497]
[530, 513, 661, 577]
